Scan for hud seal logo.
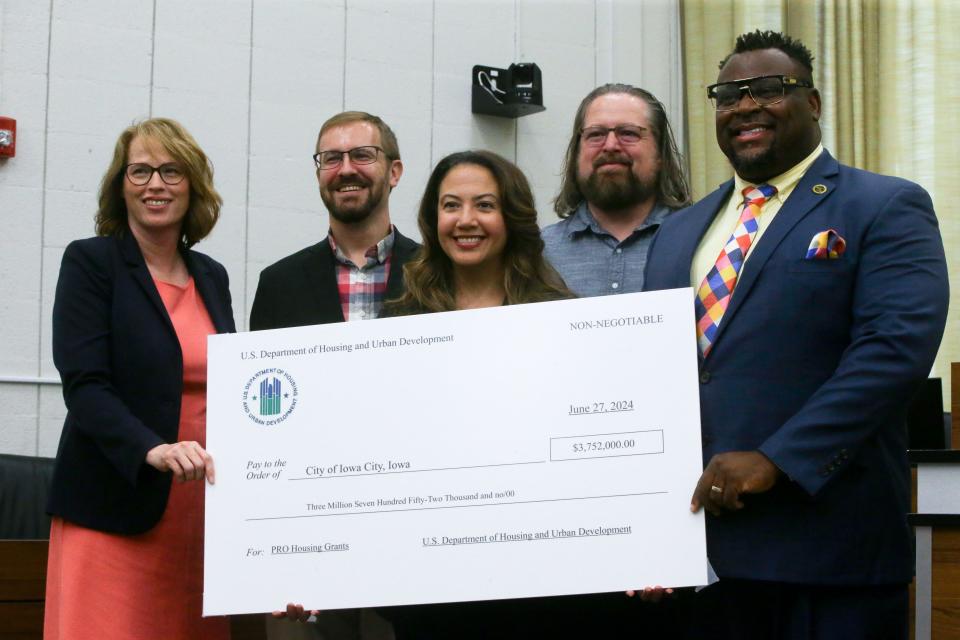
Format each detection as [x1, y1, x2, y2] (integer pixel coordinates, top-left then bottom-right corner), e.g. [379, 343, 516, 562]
[243, 368, 298, 426]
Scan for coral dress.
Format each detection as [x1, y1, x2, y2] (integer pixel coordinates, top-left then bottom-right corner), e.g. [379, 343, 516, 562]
[45, 277, 230, 640]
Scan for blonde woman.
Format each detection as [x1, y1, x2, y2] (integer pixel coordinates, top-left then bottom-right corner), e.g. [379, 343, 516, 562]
[45, 118, 234, 639]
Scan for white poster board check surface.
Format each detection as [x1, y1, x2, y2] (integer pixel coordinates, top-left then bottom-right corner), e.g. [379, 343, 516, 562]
[203, 288, 706, 615]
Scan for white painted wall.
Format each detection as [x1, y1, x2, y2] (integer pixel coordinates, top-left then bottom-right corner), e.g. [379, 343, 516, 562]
[0, 0, 682, 456]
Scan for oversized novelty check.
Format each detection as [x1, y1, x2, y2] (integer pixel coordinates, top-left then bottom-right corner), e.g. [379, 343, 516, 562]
[203, 288, 706, 615]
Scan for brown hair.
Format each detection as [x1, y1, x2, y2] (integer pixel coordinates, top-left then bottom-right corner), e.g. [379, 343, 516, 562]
[389, 150, 572, 314]
[316, 111, 401, 161]
[95, 118, 221, 248]
[552, 84, 691, 217]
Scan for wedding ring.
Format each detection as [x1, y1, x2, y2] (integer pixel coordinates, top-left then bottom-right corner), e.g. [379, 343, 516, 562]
[710, 485, 723, 494]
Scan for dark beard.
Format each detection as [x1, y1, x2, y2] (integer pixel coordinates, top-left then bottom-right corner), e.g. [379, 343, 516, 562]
[725, 141, 799, 184]
[578, 161, 656, 211]
[727, 146, 780, 183]
[320, 178, 387, 224]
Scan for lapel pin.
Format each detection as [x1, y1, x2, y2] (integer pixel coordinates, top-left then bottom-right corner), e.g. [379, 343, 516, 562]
[812, 184, 828, 195]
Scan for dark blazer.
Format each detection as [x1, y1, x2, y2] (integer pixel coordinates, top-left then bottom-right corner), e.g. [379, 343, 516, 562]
[47, 233, 235, 535]
[644, 150, 949, 585]
[249, 229, 420, 330]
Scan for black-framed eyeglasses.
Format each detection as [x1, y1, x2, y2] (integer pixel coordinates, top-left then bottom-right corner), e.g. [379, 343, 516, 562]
[706, 75, 814, 112]
[125, 162, 186, 186]
[313, 146, 384, 170]
[580, 125, 648, 147]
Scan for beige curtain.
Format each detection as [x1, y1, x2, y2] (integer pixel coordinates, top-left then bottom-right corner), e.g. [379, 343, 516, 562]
[681, 0, 959, 410]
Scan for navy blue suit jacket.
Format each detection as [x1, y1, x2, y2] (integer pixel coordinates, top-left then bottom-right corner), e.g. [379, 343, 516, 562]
[644, 150, 949, 585]
[47, 233, 235, 534]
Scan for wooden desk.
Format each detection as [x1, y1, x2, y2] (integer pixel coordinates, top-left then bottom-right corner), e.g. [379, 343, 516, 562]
[911, 449, 960, 640]
[0, 540, 46, 640]
[0, 539, 265, 640]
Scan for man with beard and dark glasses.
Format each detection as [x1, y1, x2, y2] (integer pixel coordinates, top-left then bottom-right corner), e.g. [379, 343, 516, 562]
[542, 84, 690, 297]
[251, 112, 419, 330]
[645, 31, 948, 639]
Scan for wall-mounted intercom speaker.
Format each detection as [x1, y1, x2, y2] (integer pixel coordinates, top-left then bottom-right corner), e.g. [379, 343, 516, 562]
[472, 63, 545, 118]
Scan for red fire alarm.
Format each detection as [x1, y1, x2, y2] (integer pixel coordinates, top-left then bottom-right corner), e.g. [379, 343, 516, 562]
[0, 117, 16, 158]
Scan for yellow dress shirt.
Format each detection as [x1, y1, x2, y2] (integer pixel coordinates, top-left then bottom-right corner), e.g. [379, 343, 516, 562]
[691, 144, 824, 288]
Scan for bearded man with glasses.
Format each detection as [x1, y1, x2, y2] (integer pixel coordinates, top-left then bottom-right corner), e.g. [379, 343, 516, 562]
[251, 112, 419, 638]
[644, 30, 948, 639]
[542, 83, 691, 298]
[251, 111, 420, 331]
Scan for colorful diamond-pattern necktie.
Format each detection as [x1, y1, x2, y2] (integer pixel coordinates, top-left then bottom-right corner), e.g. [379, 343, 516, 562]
[695, 183, 777, 356]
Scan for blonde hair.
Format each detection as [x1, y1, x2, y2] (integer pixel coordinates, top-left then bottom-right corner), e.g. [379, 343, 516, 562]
[96, 118, 222, 248]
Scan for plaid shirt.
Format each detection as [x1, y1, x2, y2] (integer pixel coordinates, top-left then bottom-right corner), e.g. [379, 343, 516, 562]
[328, 227, 395, 321]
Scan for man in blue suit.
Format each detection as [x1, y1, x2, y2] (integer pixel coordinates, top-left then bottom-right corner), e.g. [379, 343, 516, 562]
[644, 31, 949, 638]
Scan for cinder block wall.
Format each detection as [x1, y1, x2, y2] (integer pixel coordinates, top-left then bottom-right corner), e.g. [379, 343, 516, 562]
[0, 0, 682, 456]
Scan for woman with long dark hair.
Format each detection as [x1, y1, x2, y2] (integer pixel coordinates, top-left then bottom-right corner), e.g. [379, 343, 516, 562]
[387, 149, 570, 315]
[383, 150, 573, 639]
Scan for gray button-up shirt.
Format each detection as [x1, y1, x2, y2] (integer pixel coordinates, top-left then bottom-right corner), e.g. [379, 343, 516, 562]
[541, 201, 674, 297]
